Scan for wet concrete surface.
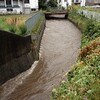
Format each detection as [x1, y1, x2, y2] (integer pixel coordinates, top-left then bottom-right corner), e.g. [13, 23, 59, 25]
[0, 18, 81, 100]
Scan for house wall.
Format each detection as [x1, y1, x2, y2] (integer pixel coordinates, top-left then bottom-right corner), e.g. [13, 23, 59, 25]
[0, 0, 39, 14]
[19, 0, 23, 13]
[81, 0, 86, 6]
[13, 8, 20, 13]
[24, 0, 38, 10]
[30, 0, 38, 10]
[85, 0, 100, 6]
[13, 0, 18, 5]
[0, 8, 6, 14]
[0, 8, 20, 14]
[59, 0, 72, 8]
[0, 0, 5, 6]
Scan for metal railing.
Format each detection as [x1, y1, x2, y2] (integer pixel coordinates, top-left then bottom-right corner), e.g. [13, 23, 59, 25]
[78, 10, 100, 22]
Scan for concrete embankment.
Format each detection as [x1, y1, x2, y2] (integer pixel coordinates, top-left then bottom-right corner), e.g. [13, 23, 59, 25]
[0, 13, 45, 85]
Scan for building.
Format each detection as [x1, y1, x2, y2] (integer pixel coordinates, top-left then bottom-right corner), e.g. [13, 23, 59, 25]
[58, 0, 72, 8]
[0, 0, 38, 14]
[85, 0, 100, 6]
[81, 0, 100, 6]
[74, 0, 81, 4]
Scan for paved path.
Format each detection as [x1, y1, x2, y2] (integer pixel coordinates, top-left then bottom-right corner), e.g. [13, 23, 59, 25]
[0, 19, 81, 100]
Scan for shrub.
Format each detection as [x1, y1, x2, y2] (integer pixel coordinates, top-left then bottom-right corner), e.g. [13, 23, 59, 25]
[84, 19, 100, 38]
[52, 38, 100, 100]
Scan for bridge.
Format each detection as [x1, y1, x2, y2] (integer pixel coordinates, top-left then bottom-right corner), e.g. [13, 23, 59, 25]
[44, 8, 68, 19]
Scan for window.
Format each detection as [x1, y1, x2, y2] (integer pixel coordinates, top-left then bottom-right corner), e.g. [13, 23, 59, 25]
[76, 0, 79, 2]
[7, 9, 13, 11]
[24, 0, 29, 3]
[6, 0, 11, 6]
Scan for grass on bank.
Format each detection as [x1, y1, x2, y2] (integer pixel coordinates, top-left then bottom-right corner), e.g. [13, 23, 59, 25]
[0, 15, 29, 35]
[52, 6, 100, 100]
[32, 15, 45, 34]
[0, 13, 45, 36]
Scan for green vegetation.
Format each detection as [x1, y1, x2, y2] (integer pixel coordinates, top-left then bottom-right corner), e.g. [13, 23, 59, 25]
[0, 14, 45, 36]
[39, 0, 47, 10]
[52, 6, 100, 100]
[39, 0, 58, 10]
[32, 15, 45, 34]
[0, 15, 29, 35]
[47, 0, 58, 8]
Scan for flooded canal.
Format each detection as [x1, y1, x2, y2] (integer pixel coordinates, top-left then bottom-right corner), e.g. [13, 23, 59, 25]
[0, 19, 81, 100]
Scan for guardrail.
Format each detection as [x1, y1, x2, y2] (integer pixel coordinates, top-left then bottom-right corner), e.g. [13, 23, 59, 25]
[78, 10, 100, 22]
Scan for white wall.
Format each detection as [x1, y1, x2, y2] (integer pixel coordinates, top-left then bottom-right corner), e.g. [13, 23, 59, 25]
[0, 0, 5, 6]
[81, 0, 86, 6]
[29, 0, 38, 10]
[0, 8, 20, 14]
[0, 0, 39, 14]
[13, 8, 20, 13]
[59, 0, 72, 8]
[0, 8, 6, 14]
[67, 0, 72, 6]
[13, 0, 18, 5]
[19, 0, 23, 12]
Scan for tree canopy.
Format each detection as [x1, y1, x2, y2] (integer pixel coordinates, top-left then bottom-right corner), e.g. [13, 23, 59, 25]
[39, 0, 58, 10]
[47, 0, 58, 7]
[39, 0, 47, 10]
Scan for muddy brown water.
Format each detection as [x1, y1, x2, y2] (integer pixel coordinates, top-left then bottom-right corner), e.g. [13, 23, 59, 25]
[0, 18, 81, 100]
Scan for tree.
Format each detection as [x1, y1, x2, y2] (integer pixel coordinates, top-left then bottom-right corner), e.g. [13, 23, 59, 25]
[39, 0, 47, 10]
[47, 0, 58, 7]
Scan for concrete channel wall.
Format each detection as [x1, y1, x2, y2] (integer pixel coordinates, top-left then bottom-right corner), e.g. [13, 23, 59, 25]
[0, 12, 46, 85]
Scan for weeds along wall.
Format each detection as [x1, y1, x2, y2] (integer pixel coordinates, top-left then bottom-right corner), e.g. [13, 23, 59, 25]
[0, 12, 46, 85]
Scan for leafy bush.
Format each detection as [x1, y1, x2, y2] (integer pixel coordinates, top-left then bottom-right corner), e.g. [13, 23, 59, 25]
[52, 37, 100, 100]
[47, 0, 58, 8]
[84, 20, 100, 38]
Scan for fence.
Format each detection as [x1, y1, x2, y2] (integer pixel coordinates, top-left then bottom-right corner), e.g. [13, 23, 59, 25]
[25, 11, 44, 33]
[78, 10, 100, 22]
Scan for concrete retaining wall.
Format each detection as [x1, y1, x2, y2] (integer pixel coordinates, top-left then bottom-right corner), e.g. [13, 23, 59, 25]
[0, 14, 46, 85]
